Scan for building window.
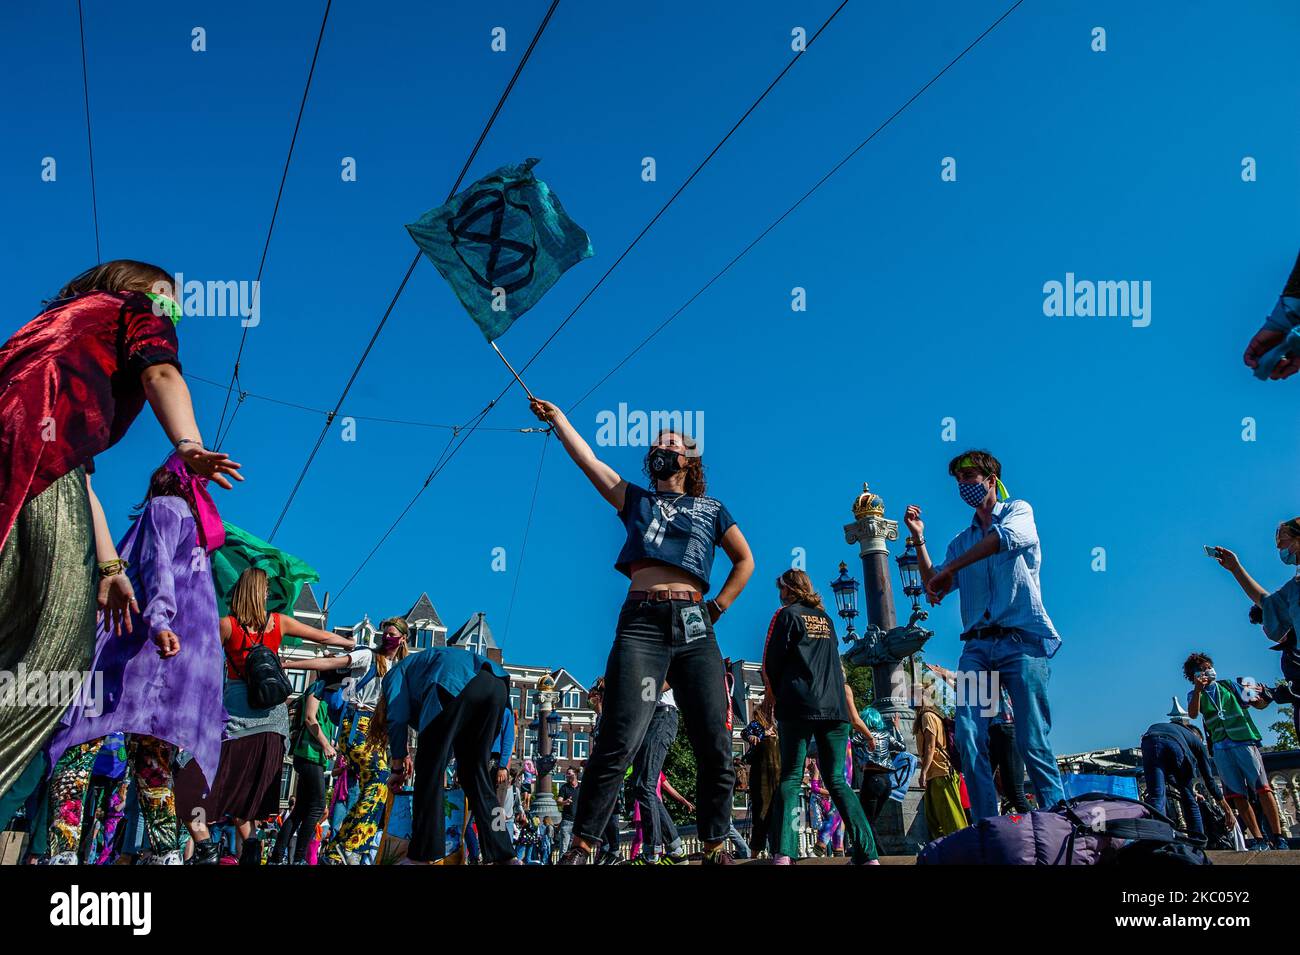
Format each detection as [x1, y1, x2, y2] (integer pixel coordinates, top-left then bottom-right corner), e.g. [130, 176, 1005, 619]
[524, 730, 538, 758]
[510, 687, 522, 714]
[525, 695, 538, 719]
[554, 735, 568, 759]
[572, 733, 590, 759]
[562, 689, 581, 709]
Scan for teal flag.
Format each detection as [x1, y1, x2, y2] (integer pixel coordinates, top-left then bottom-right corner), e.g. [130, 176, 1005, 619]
[211, 521, 320, 617]
[406, 158, 594, 341]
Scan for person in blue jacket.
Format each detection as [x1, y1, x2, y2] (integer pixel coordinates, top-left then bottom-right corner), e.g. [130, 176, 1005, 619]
[372, 646, 517, 864]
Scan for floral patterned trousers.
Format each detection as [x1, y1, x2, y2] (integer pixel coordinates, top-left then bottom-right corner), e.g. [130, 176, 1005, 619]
[322, 713, 390, 863]
[48, 735, 180, 859]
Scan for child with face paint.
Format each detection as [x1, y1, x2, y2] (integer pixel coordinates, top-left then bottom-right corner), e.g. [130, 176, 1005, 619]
[528, 397, 755, 865]
[903, 450, 1065, 821]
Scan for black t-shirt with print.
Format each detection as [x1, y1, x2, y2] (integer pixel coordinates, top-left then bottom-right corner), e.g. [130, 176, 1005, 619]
[614, 483, 736, 589]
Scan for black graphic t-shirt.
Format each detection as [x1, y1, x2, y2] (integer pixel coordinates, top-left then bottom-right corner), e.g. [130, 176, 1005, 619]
[614, 483, 736, 590]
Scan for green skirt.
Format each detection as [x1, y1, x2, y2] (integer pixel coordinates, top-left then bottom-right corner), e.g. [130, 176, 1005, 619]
[0, 467, 97, 803]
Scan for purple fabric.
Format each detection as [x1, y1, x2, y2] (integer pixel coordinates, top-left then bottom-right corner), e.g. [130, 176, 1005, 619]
[46, 496, 226, 788]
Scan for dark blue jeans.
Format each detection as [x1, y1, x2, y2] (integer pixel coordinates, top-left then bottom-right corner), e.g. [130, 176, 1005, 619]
[631, 704, 679, 854]
[1141, 735, 1203, 839]
[574, 598, 734, 843]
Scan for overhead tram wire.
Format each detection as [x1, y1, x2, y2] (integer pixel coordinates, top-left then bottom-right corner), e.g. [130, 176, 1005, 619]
[76, 0, 100, 262]
[186, 371, 548, 432]
[502, 431, 551, 642]
[327, 0, 854, 595]
[267, 0, 562, 543]
[212, 0, 334, 450]
[567, 0, 1027, 414]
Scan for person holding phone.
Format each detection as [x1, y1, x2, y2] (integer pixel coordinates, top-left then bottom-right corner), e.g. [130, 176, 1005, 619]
[905, 450, 1065, 822]
[529, 397, 754, 866]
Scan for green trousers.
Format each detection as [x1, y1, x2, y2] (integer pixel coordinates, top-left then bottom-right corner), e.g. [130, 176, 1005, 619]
[773, 718, 878, 862]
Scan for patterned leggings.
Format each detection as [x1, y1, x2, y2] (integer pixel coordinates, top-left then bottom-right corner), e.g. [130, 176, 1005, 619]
[48, 735, 180, 858]
[322, 713, 390, 863]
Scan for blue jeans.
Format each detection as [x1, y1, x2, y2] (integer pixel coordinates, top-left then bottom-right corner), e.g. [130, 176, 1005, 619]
[1141, 735, 1203, 839]
[954, 634, 1064, 820]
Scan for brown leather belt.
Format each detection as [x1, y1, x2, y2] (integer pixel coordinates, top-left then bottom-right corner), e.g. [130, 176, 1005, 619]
[626, 590, 703, 603]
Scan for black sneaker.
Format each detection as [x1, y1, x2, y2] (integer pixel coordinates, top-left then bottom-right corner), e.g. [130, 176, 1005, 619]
[660, 852, 688, 865]
[627, 855, 657, 866]
[597, 851, 623, 865]
[701, 847, 735, 865]
[557, 847, 594, 865]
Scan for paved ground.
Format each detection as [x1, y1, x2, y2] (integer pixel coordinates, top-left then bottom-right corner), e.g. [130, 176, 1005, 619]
[729, 850, 1300, 865]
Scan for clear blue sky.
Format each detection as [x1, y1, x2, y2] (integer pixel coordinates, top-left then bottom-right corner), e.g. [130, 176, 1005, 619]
[3, 1, 1299, 754]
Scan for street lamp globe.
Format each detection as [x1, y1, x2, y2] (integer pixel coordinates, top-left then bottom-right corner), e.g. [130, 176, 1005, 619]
[897, 537, 924, 608]
[546, 710, 563, 742]
[829, 561, 860, 637]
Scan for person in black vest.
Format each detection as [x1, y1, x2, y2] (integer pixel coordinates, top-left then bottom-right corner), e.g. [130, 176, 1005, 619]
[1140, 705, 1235, 842]
[763, 569, 879, 865]
[530, 398, 754, 866]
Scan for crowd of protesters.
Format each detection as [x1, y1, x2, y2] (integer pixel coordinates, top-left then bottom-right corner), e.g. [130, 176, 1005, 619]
[1, 262, 1298, 867]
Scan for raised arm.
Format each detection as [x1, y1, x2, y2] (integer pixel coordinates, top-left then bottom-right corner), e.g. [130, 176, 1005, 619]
[528, 398, 626, 509]
[280, 614, 357, 650]
[1210, 547, 1268, 606]
[283, 653, 356, 673]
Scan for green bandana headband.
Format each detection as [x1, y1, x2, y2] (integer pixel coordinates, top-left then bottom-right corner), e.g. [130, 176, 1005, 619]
[145, 292, 183, 327]
[957, 456, 1010, 501]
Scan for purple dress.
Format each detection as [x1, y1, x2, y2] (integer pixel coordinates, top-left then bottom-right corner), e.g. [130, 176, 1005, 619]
[47, 496, 225, 787]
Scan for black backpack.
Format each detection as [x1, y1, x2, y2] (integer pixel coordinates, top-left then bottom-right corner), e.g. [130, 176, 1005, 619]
[227, 618, 292, 709]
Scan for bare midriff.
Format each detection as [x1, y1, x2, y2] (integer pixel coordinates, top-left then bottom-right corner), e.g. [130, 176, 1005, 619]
[627, 558, 703, 594]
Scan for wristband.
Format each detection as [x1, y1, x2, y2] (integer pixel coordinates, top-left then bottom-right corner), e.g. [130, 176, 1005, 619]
[175, 438, 202, 449]
[98, 558, 128, 577]
[708, 598, 725, 616]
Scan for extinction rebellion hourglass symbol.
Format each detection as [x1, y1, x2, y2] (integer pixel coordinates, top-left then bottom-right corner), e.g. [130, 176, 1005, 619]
[447, 179, 539, 294]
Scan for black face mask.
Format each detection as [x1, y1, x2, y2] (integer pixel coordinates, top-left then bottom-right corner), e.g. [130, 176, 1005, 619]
[648, 446, 684, 481]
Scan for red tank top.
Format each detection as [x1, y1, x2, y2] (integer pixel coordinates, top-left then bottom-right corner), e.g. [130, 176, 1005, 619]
[225, 613, 283, 679]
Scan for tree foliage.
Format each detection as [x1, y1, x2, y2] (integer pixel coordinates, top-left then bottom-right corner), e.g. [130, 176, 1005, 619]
[1267, 706, 1299, 752]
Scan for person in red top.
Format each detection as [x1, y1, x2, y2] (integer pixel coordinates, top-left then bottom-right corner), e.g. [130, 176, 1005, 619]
[175, 567, 354, 864]
[0, 260, 242, 811]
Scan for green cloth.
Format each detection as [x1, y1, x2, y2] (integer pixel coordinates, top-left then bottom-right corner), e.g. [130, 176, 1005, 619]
[211, 521, 319, 617]
[292, 682, 336, 766]
[773, 718, 878, 863]
[406, 158, 594, 342]
[1199, 681, 1262, 745]
[924, 772, 968, 838]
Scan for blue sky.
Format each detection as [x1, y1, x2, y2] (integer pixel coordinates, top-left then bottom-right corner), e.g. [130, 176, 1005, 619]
[3, 0, 1299, 754]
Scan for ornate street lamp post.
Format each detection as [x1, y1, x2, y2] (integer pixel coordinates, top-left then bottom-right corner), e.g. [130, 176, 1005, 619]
[842, 483, 934, 854]
[529, 674, 562, 826]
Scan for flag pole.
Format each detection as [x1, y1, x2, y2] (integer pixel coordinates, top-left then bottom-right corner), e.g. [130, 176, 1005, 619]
[490, 340, 537, 402]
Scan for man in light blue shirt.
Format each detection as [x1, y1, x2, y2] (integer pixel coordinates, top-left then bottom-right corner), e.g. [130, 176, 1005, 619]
[906, 449, 1065, 821]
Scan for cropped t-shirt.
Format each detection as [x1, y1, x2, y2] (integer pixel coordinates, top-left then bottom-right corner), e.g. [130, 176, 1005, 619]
[614, 483, 736, 589]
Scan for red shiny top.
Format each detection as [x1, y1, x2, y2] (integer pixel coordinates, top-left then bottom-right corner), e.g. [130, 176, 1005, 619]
[0, 290, 181, 548]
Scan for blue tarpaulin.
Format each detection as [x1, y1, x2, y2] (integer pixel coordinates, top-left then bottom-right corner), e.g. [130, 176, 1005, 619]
[1060, 772, 1140, 800]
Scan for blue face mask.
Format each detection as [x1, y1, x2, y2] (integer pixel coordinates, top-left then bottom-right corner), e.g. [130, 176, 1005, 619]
[957, 481, 988, 508]
[1281, 547, 1298, 566]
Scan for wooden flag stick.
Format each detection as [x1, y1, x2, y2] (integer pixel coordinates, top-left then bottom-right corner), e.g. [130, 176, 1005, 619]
[490, 340, 537, 402]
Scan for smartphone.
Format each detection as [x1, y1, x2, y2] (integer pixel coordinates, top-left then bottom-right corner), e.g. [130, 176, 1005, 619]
[1204, 546, 1219, 558]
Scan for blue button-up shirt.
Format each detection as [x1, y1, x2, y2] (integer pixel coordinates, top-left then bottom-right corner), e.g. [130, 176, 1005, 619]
[382, 648, 510, 759]
[940, 499, 1062, 656]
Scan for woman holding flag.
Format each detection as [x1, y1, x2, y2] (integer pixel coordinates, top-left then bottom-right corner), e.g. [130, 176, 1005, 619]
[528, 397, 754, 865]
